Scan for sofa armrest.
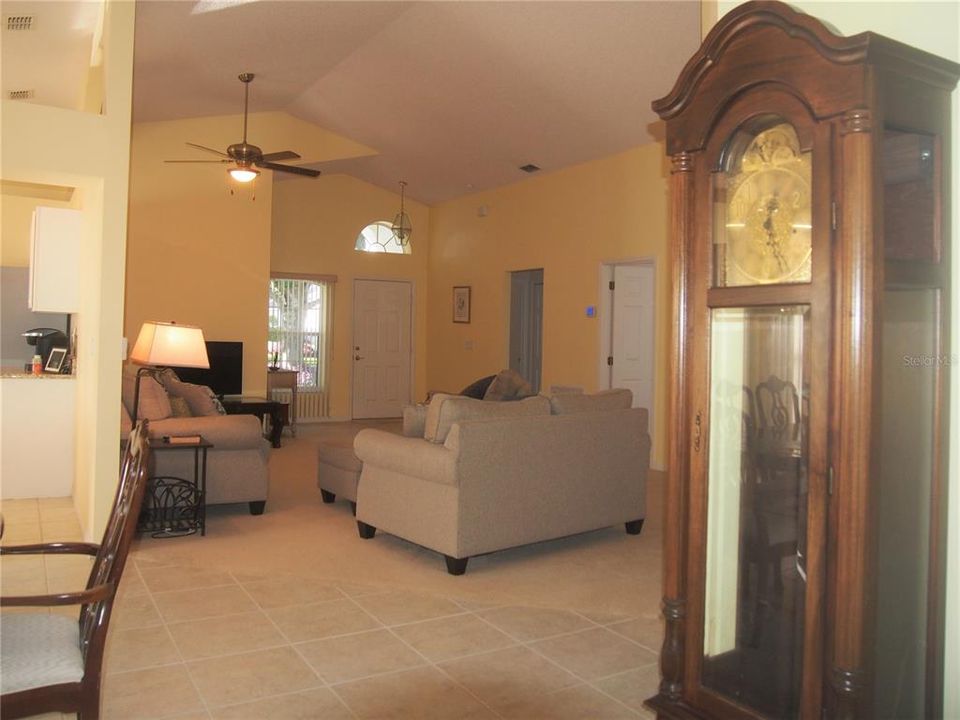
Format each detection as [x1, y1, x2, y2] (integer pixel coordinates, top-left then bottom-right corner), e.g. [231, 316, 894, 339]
[354, 429, 457, 486]
[147, 415, 266, 450]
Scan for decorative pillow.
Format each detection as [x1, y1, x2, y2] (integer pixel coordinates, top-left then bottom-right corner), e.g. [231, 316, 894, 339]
[549, 388, 633, 415]
[482, 369, 535, 401]
[425, 394, 551, 444]
[174, 382, 226, 416]
[459, 375, 496, 399]
[169, 396, 193, 417]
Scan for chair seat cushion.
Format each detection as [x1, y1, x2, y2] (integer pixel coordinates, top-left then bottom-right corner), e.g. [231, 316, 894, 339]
[1, 612, 84, 694]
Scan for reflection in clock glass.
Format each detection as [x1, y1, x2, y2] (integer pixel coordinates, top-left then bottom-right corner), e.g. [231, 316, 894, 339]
[714, 122, 812, 287]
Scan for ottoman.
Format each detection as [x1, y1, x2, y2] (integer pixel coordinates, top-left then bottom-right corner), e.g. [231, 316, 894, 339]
[316, 442, 362, 514]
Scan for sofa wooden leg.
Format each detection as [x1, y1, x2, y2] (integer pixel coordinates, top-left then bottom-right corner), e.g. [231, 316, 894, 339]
[320, 489, 336, 504]
[349, 501, 357, 516]
[249, 501, 266, 515]
[444, 555, 469, 575]
[625, 519, 644, 535]
[357, 521, 377, 539]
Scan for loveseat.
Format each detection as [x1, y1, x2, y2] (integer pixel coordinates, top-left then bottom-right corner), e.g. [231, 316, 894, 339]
[120, 368, 270, 514]
[352, 389, 650, 574]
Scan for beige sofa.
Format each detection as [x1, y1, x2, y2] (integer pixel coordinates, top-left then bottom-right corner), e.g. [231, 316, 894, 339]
[352, 390, 650, 574]
[121, 368, 270, 514]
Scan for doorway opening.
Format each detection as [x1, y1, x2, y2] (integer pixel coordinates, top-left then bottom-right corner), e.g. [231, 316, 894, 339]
[509, 269, 544, 393]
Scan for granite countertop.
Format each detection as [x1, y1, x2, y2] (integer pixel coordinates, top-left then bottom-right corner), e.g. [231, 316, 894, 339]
[0, 370, 75, 379]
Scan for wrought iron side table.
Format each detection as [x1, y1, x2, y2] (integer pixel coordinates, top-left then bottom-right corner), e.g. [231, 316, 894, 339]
[138, 436, 212, 537]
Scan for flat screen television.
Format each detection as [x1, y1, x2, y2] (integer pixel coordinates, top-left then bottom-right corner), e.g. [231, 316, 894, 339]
[175, 340, 243, 397]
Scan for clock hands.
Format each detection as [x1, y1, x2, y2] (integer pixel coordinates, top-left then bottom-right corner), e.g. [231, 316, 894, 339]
[761, 196, 789, 273]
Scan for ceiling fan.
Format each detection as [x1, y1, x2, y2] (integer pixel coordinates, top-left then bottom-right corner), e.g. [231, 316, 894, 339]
[165, 72, 321, 182]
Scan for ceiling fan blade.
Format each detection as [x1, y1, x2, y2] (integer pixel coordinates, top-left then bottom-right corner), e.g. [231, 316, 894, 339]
[260, 150, 301, 162]
[186, 142, 231, 158]
[257, 161, 321, 178]
[165, 159, 231, 163]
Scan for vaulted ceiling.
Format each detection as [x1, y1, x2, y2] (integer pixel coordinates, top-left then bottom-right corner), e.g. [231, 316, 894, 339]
[3, 1, 701, 204]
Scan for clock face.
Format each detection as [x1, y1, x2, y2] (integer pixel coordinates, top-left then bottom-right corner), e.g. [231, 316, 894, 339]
[718, 123, 812, 286]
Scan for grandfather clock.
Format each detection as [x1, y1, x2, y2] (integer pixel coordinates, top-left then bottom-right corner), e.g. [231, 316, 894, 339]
[646, 3, 959, 719]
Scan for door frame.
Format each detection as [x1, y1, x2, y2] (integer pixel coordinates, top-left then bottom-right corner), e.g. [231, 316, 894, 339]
[598, 257, 658, 456]
[350, 277, 415, 419]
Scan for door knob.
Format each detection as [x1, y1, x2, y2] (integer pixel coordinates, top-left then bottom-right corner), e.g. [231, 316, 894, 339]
[355, 355, 364, 361]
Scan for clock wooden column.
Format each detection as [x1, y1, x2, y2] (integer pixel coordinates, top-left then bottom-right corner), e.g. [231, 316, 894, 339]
[646, 3, 959, 719]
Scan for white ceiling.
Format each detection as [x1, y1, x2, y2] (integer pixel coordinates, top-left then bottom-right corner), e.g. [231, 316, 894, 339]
[3, 0, 701, 205]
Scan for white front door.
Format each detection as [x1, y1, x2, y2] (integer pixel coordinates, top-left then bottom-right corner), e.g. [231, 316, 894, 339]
[610, 263, 655, 431]
[352, 279, 412, 418]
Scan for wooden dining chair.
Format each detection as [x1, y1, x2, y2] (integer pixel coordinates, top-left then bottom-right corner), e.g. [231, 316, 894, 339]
[0, 420, 151, 720]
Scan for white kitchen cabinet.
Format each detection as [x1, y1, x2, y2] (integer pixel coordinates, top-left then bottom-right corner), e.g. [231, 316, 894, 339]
[29, 206, 81, 313]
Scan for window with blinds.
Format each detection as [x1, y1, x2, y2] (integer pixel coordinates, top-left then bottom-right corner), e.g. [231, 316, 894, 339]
[267, 277, 332, 390]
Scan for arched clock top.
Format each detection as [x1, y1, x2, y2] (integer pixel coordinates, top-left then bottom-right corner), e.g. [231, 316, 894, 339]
[652, 0, 957, 156]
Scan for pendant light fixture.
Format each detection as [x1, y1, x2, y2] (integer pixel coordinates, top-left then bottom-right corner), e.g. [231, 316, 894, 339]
[391, 180, 412, 246]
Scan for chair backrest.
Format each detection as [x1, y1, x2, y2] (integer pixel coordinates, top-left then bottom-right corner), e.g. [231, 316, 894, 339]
[755, 375, 801, 438]
[79, 420, 151, 668]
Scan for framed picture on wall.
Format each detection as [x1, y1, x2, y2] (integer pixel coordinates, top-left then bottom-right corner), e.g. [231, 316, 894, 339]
[453, 286, 471, 323]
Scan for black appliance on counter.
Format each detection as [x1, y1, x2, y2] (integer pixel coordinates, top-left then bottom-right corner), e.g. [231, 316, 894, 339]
[22, 327, 69, 371]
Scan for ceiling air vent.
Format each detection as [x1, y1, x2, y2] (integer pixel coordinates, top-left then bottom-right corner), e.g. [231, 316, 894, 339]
[9, 89, 34, 100]
[519, 164, 541, 174]
[6, 15, 34, 31]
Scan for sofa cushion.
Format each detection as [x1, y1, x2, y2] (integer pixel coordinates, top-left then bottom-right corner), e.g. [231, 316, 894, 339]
[549, 388, 633, 415]
[121, 369, 172, 420]
[402, 403, 429, 438]
[423, 393, 550, 444]
[483, 369, 534, 401]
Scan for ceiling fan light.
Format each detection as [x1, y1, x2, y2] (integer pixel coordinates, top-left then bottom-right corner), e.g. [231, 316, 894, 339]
[229, 167, 259, 183]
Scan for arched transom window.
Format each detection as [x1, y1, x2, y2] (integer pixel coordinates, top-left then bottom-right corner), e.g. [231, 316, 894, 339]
[355, 221, 410, 254]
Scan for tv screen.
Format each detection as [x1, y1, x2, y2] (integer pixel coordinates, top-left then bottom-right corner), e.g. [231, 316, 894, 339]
[175, 341, 243, 397]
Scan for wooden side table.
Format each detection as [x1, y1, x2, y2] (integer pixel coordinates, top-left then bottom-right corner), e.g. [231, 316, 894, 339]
[221, 396, 288, 448]
[267, 369, 298, 437]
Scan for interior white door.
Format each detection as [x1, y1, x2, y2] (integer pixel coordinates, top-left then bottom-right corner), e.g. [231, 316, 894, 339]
[352, 279, 412, 418]
[611, 264, 655, 429]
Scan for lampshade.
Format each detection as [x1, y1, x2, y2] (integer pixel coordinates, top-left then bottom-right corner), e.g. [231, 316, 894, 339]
[131, 321, 209, 368]
[229, 167, 259, 183]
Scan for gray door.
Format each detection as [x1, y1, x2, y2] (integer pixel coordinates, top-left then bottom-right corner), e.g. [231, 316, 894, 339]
[509, 269, 543, 392]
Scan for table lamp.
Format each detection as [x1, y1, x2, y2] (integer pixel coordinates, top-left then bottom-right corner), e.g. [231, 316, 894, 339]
[130, 321, 209, 420]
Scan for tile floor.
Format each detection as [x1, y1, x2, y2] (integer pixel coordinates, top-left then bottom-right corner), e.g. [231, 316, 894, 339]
[1, 423, 663, 719]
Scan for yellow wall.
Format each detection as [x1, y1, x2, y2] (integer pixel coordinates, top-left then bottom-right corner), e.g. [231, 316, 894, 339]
[712, 1, 959, 715]
[0, 0, 135, 537]
[271, 174, 430, 417]
[427, 142, 670, 468]
[125, 112, 375, 396]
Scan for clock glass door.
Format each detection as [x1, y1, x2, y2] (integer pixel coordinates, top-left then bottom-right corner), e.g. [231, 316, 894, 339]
[714, 122, 812, 288]
[702, 305, 810, 717]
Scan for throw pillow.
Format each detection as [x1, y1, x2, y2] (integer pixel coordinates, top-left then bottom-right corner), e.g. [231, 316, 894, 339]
[169, 395, 192, 417]
[549, 388, 633, 415]
[459, 374, 496, 399]
[483, 368, 534, 401]
[174, 382, 226, 416]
